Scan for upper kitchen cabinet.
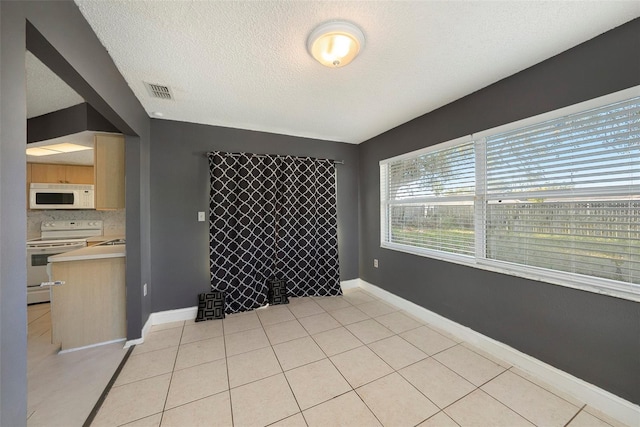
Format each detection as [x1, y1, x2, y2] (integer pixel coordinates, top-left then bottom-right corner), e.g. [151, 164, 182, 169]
[30, 163, 94, 184]
[94, 134, 125, 210]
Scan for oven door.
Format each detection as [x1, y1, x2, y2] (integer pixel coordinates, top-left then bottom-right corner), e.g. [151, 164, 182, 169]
[26, 241, 86, 304]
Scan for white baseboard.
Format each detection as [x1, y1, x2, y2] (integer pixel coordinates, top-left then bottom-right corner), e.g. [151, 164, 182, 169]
[125, 279, 360, 347]
[340, 279, 360, 291]
[58, 338, 126, 354]
[357, 279, 639, 427]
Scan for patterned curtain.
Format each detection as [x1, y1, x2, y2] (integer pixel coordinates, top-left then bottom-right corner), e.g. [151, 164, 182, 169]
[209, 152, 341, 314]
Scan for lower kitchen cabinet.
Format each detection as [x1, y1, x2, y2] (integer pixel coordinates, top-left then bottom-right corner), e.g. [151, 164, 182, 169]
[50, 257, 126, 350]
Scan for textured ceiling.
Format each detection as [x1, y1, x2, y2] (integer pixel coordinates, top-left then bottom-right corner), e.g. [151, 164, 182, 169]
[70, 1, 639, 144]
[26, 51, 84, 119]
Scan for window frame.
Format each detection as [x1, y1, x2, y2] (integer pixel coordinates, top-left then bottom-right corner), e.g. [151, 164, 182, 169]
[380, 86, 640, 302]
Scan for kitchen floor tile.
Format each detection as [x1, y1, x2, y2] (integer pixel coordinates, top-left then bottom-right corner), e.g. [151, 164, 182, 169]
[223, 310, 262, 335]
[227, 346, 282, 388]
[509, 367, 583, 407]
[268, 412, 307, 427]
[285, 358, 351, 410]
[481, 370, 580, 427]
[180, 320, 223, 344]
[272, 336, 326, 371]
[297, 312, 341, 335]
[264, 319, 308, 345]
[330, 345, 393, 388]
[400, 357, 476, 409]
[356, 372, 439, 427]
[256, 304, 295, 326]
[311, 327, 362, 356]
[303, 391, 382, 427]
[114, 347, 178, 386]
[357, 300, 398, 317]
[567, 410, 616, 427]
[288, 299, 325, 318]
[150, 321, 184, 333]
[160, 391, 232, 427]
[345, 319, 394, 344]
[445, 389, 534, 427]
[368, 335, 428, 370]
[224, 327, 270, 356]
[400, 325, 458, 355]
[418, 411, 460, 427]
[329, 306, 370, 325]
[314, 296, 352, 311]
[341, 290, 377, 305]
[375, 311, 422, 333]
[174, 336, 226, 371]
[230, 374, 299, 427]
[583, 406, 629, 427]
[121, 413, 162, 426]
[165, 359, 228, 409]
[433, 344, 506, 386]
[91, 374, 171, 427]
[133, 328, 182, 356]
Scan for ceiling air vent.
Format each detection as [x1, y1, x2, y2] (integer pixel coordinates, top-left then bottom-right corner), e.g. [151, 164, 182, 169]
[144, 82, 174, 100]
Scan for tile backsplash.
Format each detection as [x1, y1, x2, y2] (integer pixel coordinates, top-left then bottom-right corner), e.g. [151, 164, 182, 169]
[27, 209, 126, 238]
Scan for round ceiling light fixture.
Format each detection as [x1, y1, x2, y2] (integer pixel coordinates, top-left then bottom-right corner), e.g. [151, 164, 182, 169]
[307, 21, 365, 68]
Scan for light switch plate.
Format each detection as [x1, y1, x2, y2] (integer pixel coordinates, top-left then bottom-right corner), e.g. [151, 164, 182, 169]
[198, 211, 206, 222]
[374, 259, 379, 268]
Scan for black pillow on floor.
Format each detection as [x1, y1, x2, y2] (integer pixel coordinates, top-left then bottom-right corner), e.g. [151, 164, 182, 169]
[195, 291, 225, 321]
[267, 279, 289, 305]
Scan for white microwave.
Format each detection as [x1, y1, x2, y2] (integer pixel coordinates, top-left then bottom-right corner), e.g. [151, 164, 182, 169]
[29, 183, 95, 210]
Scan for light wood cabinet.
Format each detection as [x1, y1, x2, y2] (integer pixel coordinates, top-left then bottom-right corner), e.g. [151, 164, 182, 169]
[94, 134, 125, 210]
[29, 163, 94, 184]
[51, 257, 126, 350]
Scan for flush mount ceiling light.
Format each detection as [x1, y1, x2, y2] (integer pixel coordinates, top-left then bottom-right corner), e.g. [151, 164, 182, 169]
[307, 21, 365, 68]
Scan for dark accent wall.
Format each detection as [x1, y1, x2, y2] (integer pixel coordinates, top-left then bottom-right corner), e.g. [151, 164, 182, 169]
[27, 102, 120, 143]
[1, 3, 151, 424]
[150, 119, 359, 313]
[359, 18, 640, 404]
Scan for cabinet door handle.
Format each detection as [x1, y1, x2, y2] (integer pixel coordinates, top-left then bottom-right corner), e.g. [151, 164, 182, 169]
[40, 281, 65, 287]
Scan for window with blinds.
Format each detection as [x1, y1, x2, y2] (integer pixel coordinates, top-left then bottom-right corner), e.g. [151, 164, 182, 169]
[380, 89, 640, 299]
[381, 138, 476, 257]
[484, 98, 639, 285]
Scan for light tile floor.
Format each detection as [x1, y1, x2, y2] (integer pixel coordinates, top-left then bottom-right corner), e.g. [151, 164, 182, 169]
[91, 289, 630, 427]
[27, 303, 127, 426]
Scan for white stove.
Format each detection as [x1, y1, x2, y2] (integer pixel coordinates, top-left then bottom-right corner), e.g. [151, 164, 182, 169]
[27, 220, 103, 304]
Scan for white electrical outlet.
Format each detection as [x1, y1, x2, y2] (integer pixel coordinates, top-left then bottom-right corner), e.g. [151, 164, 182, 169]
[198, 211, 206, 222]
[143, 283, 148, 296]
[374, 259, 379, 268]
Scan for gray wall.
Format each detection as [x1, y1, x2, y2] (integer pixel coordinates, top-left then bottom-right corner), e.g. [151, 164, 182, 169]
[358, 18, 640, 404]
[149, 119, 359, 312]
[0, 2, 151, 424]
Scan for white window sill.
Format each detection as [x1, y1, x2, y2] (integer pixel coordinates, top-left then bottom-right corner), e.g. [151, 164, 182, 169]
[381, 242, 640, 303]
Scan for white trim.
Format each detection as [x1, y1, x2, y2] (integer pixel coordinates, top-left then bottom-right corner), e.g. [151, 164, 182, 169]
[380, 134, 474, 165]
[355, 278, 640, 427]
[473, 85, 640, 140]
[340, 279, 360, 291]
[150, 306, 198, 324]
[58, 338, 126, 354]
[381, 241, 640, 302]
[124, 315, 152, 348]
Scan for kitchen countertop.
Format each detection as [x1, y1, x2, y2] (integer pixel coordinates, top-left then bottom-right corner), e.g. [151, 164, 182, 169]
[48, 242, 125, 262]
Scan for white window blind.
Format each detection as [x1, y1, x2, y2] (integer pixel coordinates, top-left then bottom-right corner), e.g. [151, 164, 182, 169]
[381, 140, 476, 256]
[484, 98, 640, 285]
[380, 89, 640, 299]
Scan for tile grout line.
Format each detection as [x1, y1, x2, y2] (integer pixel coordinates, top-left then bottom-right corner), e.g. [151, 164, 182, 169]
[158, 322, 186, 425]
[255, 305, 309, 427]
[221, 313, 234, 427]
[563, 404, 588, 427]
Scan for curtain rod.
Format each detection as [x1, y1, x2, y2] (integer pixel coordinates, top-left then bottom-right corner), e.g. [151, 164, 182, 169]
[205, 152, 344, 164]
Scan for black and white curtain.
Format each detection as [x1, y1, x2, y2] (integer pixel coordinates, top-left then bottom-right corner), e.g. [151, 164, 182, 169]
[208, 151, 341, 314]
